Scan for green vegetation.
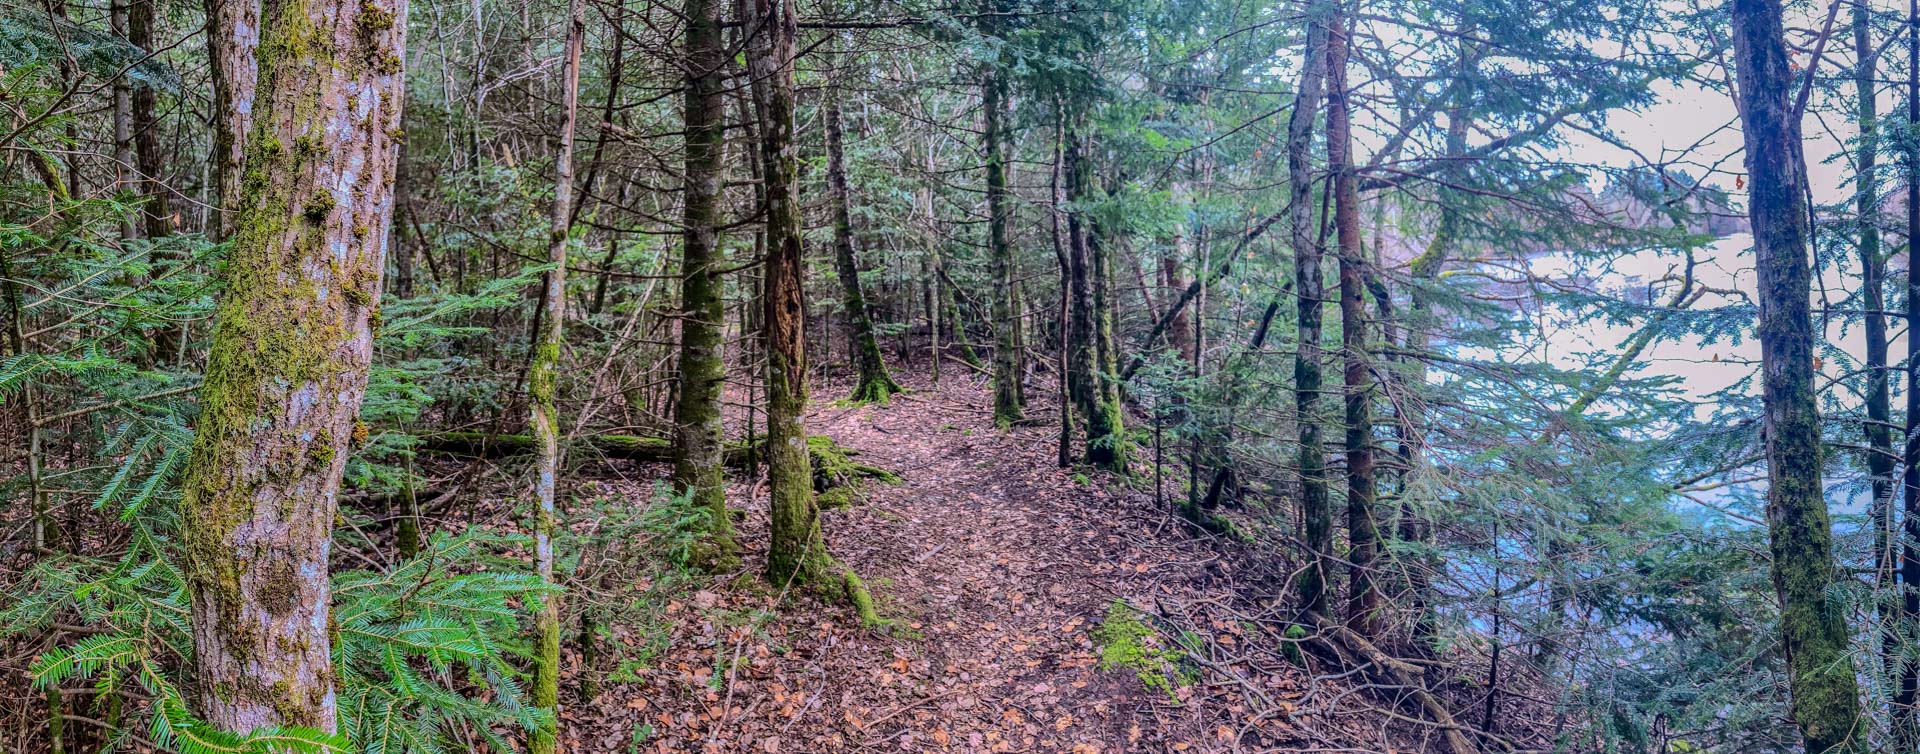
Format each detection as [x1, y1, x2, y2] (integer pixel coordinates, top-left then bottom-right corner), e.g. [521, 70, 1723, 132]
[1092, 601, 1195, 699]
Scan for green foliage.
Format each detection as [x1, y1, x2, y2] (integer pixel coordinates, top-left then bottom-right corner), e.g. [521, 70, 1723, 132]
[0, 8, 180, 90]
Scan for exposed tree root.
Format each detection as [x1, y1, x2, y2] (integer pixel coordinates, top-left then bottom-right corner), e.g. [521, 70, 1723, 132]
[1307, 614, 1483, 754]
[846, 373, 906, 406]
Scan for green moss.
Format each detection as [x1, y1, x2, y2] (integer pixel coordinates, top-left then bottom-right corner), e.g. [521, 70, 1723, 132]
[1092, 601, 1194, 700]
[1280, 624, 1308, 666]
[358, 0, 395, 31]
[808, 435, 901, 489]
[817, 487, 857, 510]
[302, 191, 335, 223]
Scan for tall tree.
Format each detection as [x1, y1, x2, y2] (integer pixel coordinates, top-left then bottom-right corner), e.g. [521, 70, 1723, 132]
[672, 0, 739, 562]
[1324, 7, 1379, 639]
[1728, 0, 1865, 750]
[826, 79, 903, 405]
[750, 0, 824, 585]
[1290, 4, 1332, 618]
[177, 0, 407, 732]
[204, 0, 259, 240]
[528, 0, 585, 751]
[1852, 0, 1897, 689]
[983, 62, 1024, 425]
[1901, 0, 1920, 744]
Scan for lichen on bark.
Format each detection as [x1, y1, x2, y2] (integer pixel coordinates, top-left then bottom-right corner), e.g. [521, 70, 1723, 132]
[178, 0, 408, 734]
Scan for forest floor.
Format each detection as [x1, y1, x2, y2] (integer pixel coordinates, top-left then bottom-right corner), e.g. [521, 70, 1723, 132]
[551, 369, 1474, 753]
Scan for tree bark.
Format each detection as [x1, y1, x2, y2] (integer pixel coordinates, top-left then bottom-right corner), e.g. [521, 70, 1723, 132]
[984, 64, 1024, 425]
[178, 0, 407, 733]
[673, 0, 739, 565]
[1088, 195, 1128, 472]
[1851, 0, 1897, 695]
[204, 0, 260, 241]
[827, 80, 903, 405]
[1289, 6, 1333, 619]
[1729, 0, 1866, 750]
[1325, 9, 1380, 640]
[750, 0, 826, 585]
[528, 0, 583, 750]
[129, 0, 168, 239]
[1901, 0, 1920, 745]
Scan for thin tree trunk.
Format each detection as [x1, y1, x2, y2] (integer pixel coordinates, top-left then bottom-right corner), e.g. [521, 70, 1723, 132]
[1729, 0, 1867, 750]
[1051, 110, 1073, 467]
[111, 0, 134, 241]
[1325, 9, 1380, 639]
[1089, 201, 1128, 472]
[528, 0, 584, 750]
[1843, 0, 1889, 686]
[1289, 5, 1333, 619]
[177, 0, 406, 732]
[130, 0, 168, 239]
[674, 0, 739, 564]
[1397, 52, 1472, 655]
[1902, 0, 1920, 744]
[827, 81, 902, 404]
[984, 64, 1024, 425]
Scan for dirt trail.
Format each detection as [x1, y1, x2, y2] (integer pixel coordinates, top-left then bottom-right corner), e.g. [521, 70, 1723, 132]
[566, 374, 1235, 753]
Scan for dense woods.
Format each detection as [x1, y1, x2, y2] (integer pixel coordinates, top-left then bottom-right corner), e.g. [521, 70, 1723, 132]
[14, 0, 1920, 751]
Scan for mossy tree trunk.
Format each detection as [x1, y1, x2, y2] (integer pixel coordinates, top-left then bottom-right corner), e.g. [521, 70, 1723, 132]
[1063, 126, 1125, 472]
[204, 0, 259, 241]
[983, 64, 1023, 426]
[825, 80, 902, 406]
[1325, 10, 1380, 640]
[1729, 0, 1867, 750]
[528, 1, 584, 752]
[1086, 208, 1127, 472]
[747, 0, 883, 625]
[1288, 5, 1331, 619]
[672, 0, 738, 565]
[748, 0, 827, 586]
[177, 0, 407, 733]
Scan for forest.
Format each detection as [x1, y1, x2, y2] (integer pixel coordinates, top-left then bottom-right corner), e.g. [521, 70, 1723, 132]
[5, 0, 1919, 750]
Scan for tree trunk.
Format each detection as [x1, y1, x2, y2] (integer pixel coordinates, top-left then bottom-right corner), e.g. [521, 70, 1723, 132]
[1289, 5, 1333, 619]
[1088, 200, 1129, 473]
[130, 0, 168, 238]
[1851, 0, 1896, 695]
[204, 0, 260, 241]
[827, 81, 902, 405]
[529, 0, 584, 750]
[1901, 0, 1920, 745]
[750, 0, 825, 585]
[177, 0, 407, 733]
[1065, 125, 1098, 427]
[111, 0, 134, 241]
[1325, 10, 1380, 639]
[673, 0, 739, 565]
[1051, 110, 1073, 467]
[1729, 0, 1866, 750]
[984, 65, 1024, 425]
